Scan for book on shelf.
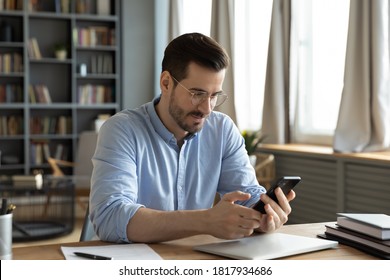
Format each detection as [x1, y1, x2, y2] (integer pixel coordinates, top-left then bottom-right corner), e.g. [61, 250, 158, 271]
[77, 84, 113, 104]
[10, 53, 23, 72]
[41, 85, 52, 103]
[35, 142, 43, 164]
[54, 144, 69, 161]
[30, 115, 71, 135]
[0, 84, 23, 103]
[28, 85, 52, 103]
[76, 26, 115, 47]
[337, 213, 390, 240]
[42, 142, 51, 161]
[61, 0, 70, 13]
[0, 116, 7, 135]
[0, 53, 23, 73]
[0, 115, 22, 136]
[28, 85, 36, 103]
[30, 141, 69, 164]
[90, 54, 113, 74]
[76, 0, 92, 14]
[97, 0, 110, 15]
[324, 224, 390, 253]
[57, 115, 69, 135]
[55, 0, 61, 13]
[27, 38, 42, 59]
[54, 144, 64, 160]
[1, 0, 22, 11]
[7, 115, 20, 135]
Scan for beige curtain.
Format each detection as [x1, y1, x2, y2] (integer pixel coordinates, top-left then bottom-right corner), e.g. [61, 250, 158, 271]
[168, 0, 183, 40]
[333, 0, 390, 152]
[154, 0, 183, 95]
[261, 0, 291, 144]
[210, 0, 237, 124]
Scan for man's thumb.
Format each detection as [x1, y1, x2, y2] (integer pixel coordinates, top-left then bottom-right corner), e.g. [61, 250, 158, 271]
[222, 191, 251, 203]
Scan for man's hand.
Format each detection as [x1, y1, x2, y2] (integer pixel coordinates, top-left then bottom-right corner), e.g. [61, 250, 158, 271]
[256, 187, 296, 233]
[206, 189, 296, 239]
[205, 191, 261, 239]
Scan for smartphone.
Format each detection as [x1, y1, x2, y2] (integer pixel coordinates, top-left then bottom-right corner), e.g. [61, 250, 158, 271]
[253, 176, 301, 214]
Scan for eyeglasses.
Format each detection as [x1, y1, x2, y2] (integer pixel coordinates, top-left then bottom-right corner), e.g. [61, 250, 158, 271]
[170, 75, 228, 108]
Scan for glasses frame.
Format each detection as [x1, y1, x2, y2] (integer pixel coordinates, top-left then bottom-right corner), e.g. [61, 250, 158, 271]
[170, 75, 228, 108]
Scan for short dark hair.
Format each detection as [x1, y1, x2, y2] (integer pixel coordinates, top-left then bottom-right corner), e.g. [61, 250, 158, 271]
[162, 32, 230, 81]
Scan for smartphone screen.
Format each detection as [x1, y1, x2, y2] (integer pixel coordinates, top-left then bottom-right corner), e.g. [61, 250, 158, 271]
[253, 176, 301, 214]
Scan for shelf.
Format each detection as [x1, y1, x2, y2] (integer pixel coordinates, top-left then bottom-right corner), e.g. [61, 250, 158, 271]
[29, 58, 73, 64]
[30, 134, 74, 139]
[75, 14, 118, 22]
[0, 73, 24, 77]
[28, 11, 73, 20]
[0, 42, 25, 48]
[0, 0, 121, 176]
[0, 10, 24, 16]
[76, 103, 119, 109]
[28, 103, 74, 109]
[0, 164, 25, 170]
[0, 135, 24, 140]
[76, 73, 118, 79]
[76, 45, 117, 51]
[0, 103, 25, 108]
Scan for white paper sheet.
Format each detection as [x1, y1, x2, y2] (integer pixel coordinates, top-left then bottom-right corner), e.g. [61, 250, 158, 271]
[61, 244, 162, 260]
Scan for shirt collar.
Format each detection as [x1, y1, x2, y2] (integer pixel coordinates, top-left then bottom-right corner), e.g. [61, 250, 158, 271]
[146, 96, 197, 144]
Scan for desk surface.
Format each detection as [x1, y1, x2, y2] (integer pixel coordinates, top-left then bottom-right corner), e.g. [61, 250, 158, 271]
[12, 222, 379, 260]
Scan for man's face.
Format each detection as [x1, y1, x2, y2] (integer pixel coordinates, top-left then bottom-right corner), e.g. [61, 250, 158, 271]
[168, 63, 226, 134]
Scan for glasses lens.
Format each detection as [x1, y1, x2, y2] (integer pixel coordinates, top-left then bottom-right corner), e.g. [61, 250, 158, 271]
[191, 93, 228, 107]
[191, 93, 205, 106]
[190, 91, 228, 108]
[214, 94, 228, 107]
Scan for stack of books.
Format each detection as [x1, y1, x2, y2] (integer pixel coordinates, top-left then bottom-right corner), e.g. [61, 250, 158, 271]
[321, 213, 390, 259]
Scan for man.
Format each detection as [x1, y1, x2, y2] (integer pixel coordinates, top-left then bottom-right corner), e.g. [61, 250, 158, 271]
[90, 32, 295, 243]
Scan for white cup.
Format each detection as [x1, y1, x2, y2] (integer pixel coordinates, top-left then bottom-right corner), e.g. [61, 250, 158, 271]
[0, 213, 13, 260]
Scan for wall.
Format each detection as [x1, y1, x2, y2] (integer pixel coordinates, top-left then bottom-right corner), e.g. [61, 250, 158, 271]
[121, 0, 156, 109]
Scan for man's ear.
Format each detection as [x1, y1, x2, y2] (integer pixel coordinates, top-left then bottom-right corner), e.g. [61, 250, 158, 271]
[160, 71, 171, 91]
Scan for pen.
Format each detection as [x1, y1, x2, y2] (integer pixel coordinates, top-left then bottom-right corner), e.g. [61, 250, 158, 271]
[1, 198, 7, 215]
[74, 252, 113, 260]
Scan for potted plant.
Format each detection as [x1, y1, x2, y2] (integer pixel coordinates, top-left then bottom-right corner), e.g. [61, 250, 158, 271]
[242, 130, 266, 166]
[54, 43, 67, 60]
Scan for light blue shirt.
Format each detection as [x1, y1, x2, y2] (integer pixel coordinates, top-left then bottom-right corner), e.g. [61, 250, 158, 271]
[90, 97, 266, 242]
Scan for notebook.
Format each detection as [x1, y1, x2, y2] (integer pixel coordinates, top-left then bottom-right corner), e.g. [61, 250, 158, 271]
[194, 233, 338, 260]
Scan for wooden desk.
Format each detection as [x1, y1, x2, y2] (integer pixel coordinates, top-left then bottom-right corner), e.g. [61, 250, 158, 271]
[11, 222, 379, 260]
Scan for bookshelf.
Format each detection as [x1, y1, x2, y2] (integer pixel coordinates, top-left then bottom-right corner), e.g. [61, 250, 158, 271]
[0, 0, 121, 176]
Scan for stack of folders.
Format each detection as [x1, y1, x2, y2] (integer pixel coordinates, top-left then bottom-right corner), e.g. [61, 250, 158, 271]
[321, 213, 390, 259]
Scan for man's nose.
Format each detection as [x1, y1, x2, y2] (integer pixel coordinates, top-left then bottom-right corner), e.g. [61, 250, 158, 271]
[197, 96, 213, 114]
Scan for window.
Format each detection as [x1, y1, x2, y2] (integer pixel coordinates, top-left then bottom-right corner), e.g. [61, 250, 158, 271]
[234, 0, 273, 131]
[181, 0, 272, 132]
[181, 0, 350, 144]
[292, 0, 350, 145]
[182, 0, 212, 35]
